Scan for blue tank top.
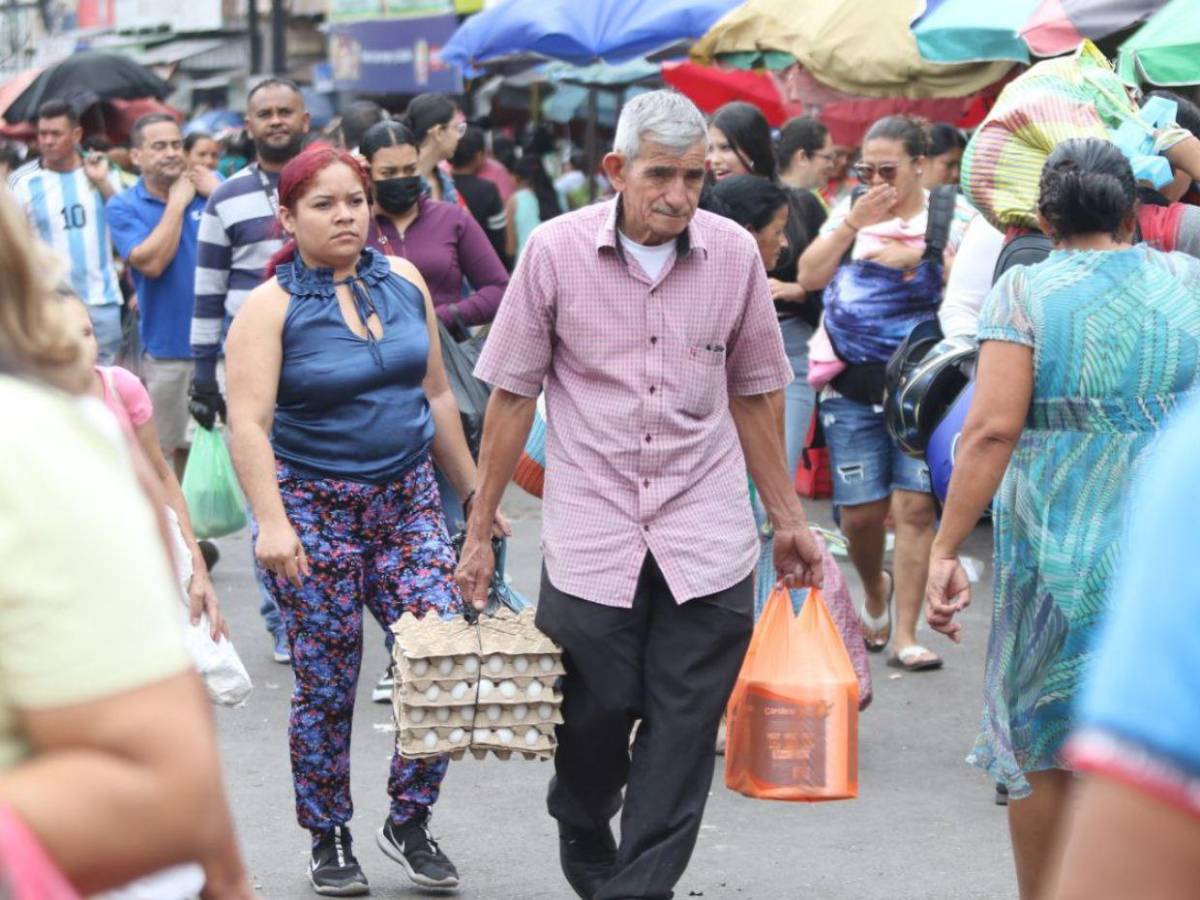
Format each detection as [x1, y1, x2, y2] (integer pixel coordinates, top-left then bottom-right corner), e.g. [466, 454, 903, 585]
[271, 248, 434, 484]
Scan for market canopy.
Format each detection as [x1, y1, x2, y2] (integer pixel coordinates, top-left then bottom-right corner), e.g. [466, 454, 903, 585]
[912, 0, 1170, 64]
[440, 0, 742, 75]
[1117, 0, 1200, 86]
[691, 0, 1014, 100]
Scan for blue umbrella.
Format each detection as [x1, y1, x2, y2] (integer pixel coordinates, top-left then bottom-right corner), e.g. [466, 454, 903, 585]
[441, 0, 742, 75]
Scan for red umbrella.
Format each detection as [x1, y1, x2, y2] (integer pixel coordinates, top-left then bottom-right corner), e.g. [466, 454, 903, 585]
[661, 60, 802, 126]
[0, 66, 44, 125]
[103, 97, 183, 146]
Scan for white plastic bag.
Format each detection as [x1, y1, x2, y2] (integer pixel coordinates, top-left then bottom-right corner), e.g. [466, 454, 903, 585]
[182, 614, 253, 708]
[164, 506, 253, 707]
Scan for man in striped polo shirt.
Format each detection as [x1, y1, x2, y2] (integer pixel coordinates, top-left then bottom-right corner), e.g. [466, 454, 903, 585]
[190, 77, 309, 660]
[10, 99, 125, 362]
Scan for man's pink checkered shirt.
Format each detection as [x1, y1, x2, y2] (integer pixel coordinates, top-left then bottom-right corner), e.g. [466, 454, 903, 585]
[475, 198, 792, 608]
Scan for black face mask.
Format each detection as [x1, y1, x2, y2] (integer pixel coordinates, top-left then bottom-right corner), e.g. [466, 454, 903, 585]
[374, 176, 422, 215]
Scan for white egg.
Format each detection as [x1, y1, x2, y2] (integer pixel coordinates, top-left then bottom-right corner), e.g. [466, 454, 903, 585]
[538, 703, 554, 721]
[538, 655, 555, 673]
[437, 657, 455, 677]
[462, 655, 480, 675]
[422, 731, 438, 749]
[487, 654, 505, 675]
[496, 728, 514, 745]
[513, 655, 530, 674]
[450, 681, 469, 700]
[424, 683, 441, 701]
[524, 728, 540, 746]
[449, 728, 465, 743]
[499, 680, 517, 699]
[485, 704, 502, 722]
[526, 681, 544, 699]
[472, 728, 489, 743]
[459, 706, 475, 723]
[408, 707, 426, 724]
[434, 706, 451, 723]
[513, 703, 529, 722]
[478, 679, 494, 698]
[412, 659, 429, 676]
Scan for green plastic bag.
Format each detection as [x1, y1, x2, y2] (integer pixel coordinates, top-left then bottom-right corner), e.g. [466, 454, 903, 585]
[181, 427, 248, 539]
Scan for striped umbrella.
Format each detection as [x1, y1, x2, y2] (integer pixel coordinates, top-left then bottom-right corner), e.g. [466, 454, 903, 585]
[913, 0, 1170, 63]
[1118, 0, 1200, 85]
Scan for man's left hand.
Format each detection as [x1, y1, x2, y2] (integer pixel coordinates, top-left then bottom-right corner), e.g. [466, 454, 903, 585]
[773, 525, 824, 588]
[83, 152, 111, 186]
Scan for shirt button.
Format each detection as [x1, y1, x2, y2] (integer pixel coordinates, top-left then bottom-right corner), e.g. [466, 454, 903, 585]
[644, 434, 652, 443]
[643, 524, 650, 532]
[650, 336, 658, 345]
[642, 479, 650, 488]
[649, 385, 656, 394]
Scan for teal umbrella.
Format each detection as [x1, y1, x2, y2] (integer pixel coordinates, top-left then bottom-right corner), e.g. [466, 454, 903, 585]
[1118, 0, 1200, 85]
[912, 0, 1042, 64]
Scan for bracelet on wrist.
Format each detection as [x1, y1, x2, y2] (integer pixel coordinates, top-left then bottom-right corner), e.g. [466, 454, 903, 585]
[843, 219, 860, 233]
[461, 490, 477, 514]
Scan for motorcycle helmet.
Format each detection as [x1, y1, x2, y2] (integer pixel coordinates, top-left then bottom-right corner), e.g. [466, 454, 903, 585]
[926, 380, 974, 504]
[885, 330, 977, 458]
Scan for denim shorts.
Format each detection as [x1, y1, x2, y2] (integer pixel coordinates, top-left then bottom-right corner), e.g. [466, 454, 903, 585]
[821, 395, 931, 507]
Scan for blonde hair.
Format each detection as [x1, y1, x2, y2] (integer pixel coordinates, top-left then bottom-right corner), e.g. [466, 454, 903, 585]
[0, 189, 80, 375]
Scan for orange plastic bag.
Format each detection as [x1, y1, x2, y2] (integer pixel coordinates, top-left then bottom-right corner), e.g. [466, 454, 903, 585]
[725, 584, 859, 801]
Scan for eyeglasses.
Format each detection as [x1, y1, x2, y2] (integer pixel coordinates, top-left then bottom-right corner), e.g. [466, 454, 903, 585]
[853, 160, 914, 183]
[812, 151, 837, 162]
[445, 121, 467, 137]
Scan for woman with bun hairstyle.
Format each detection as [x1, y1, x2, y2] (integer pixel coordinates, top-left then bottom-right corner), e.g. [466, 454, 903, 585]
[403, 92, 463, 203]
[225, 144, 507, 894]
[922, 122, 967, 189]
[925, 137, 1200, 900]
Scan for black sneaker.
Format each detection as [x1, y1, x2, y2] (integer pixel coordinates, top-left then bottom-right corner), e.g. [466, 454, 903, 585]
[377, 816, 460, 888]
[309, 826, 369, 896]
[371, 664, 394, 704]
[558, 822, 617, 900]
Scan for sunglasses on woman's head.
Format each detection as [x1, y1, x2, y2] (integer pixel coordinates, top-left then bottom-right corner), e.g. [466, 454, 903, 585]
[853, 160, 912, 182]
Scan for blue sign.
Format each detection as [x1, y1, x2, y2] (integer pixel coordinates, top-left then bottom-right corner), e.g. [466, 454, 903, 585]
[328, 13, 463, 95]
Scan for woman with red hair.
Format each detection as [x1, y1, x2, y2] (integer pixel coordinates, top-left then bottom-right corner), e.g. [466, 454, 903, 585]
[224, 146, 504, 895]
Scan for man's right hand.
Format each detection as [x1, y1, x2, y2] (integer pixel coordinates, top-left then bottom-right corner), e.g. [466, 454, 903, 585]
[189, 382, 226, 431]
[169, 171, 197, 208]
[455, 530, 495, 611]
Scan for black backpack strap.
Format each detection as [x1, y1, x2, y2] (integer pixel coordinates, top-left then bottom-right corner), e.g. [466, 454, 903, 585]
[923, 184, 957, 263]
[991, 231, 1054, 284]
[838, 185, 869, 266]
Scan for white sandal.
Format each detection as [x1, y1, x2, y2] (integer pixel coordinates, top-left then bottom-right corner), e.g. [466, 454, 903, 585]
[858, 569, 893, 653]
[887, 644, 944, 672]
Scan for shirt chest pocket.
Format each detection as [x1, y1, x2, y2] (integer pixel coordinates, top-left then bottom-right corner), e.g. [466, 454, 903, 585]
[671, 342, 727, 419]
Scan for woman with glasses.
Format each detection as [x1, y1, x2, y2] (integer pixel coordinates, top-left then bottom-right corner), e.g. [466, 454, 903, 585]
[403, 93, 465, 204]
[706, 101, 827, 480]
[777, 116, 838, 211]
[798, 115, 975, 673]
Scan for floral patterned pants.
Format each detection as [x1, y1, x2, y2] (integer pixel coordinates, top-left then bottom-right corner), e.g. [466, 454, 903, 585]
[259, 456, 463, 837]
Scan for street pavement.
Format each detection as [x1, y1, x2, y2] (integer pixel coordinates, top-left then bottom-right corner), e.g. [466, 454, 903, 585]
[213, 487, 1013, 899]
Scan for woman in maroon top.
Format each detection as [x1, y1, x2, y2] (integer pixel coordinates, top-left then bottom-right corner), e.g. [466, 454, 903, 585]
[361, 120, 509, 334]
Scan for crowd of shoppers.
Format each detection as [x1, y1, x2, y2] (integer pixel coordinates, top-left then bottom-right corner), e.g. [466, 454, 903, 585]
[4, 56, 1200, 900]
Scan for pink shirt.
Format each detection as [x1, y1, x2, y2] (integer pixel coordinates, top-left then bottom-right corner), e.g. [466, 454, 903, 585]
[477, 156, 516, 204]
[475, 198, 792, 608]
[97, 365, 152, 437]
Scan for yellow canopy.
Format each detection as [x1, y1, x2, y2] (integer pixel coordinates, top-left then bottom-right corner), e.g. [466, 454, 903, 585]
[691, 0, 1014, 99]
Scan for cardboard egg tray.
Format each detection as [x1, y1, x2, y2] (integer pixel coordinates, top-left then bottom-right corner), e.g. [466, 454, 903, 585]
[390, 608, 565, 761]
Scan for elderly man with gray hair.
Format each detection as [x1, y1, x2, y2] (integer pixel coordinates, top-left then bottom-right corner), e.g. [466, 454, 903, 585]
[457, 90, 822, 899]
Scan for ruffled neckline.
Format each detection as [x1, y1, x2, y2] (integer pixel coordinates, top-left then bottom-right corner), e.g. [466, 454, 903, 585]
[276, 247, 392, 299]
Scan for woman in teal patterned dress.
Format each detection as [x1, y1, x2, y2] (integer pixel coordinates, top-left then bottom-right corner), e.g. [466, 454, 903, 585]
[925, 138, 1200, 899]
